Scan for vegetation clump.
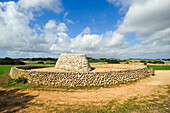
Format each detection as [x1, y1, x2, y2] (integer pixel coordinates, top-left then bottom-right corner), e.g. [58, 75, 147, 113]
[88, 58, 120, 64]
[0, 57, 26, 65]
[15, 77, 28, 84]
[37, 61, 44, 64]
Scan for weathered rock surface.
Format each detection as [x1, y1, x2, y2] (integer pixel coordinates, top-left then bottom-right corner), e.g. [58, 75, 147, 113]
[9, 65, 149, 87]
[55, 53, 92, 71]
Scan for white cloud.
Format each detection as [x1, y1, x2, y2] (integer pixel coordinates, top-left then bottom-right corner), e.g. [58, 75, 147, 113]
[141, 28, 170, 45]
[106, 0, 132, 13]
[81, 27, 91, 34]
[70, 34, 102, 51]
[56, 23, 67, 32]
[66, 18, 74, 24]
[0, 2, 66, 56]
[18, 0, 63, 14]
[113, 0, 170, 58]
[44, 20, 67, 33]
[0, 0, 170, 58]
[118, 0, 170, 36]
[0, 1, 31, 50]
[104, 31, 128, 48]
[63, 11, 74, 24]
[63, 12, 68, 19]
[44, 20, 57, 30]
[50, 27, 129, 57]
[0, 1, 129, 58]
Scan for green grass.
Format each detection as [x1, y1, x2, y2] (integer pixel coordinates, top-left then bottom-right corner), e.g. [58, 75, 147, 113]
[147, 65, 170, 70]
[0, 65, 16, 77]
[26, 62, 55, 65]
[0, 63, 54, 77]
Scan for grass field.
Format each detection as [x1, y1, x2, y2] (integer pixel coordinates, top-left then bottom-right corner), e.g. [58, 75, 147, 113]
[0, 65, 17, 77]
[0, 63, 55, 77]
[147, 65, 170, 70]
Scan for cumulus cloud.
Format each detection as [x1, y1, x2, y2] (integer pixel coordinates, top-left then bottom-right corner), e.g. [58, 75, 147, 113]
[50, 27, 129, 57]
[106, 0, 132, 13]
[0, 1, 32, 50]
[0, 1, 66, 55]
[18, 0, 63, 14]
[44, 20, 67, 33]
[141, 28, 170, 45]
[0, 0, 170, 58]
[118, 0, 170, 36]
[114, 0, 170, 58]
[81, 27, 91, 34]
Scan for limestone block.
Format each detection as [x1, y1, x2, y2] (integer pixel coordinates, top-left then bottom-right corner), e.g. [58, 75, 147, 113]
[55, 53, 92, 71]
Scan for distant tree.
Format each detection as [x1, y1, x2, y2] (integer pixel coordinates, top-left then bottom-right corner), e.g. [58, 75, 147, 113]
[0, 57, 26, 65]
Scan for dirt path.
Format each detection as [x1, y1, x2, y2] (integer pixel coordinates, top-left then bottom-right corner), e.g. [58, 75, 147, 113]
[32, 70, 170, 101]
[1, 71, 170, 112]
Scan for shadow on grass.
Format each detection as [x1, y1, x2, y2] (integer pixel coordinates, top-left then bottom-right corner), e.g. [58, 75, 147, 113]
[0, 88, 38, 113]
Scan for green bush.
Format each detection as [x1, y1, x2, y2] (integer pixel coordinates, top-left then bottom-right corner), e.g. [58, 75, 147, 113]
[147, 60, 154, 63]
[140, 60, 146, 63]
[126, 62, 129, 64]
[144, 62, 147, 65]
[0, 57, 26, 65]
[106, 59, 120, 64]
[153, 60, 164, 64]
[15, 77, 27, 84]
[147, 60, 164, 64]
[37, 61, 44, 64]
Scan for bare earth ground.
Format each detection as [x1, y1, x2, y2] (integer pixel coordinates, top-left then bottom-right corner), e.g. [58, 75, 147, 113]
[31, 64, 135, 72]
[0, 70, 170, 112]
[31, 67, 128, 72]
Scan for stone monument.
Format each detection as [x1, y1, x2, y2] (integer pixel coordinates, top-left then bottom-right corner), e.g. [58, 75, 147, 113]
[55, 53, 92, 71]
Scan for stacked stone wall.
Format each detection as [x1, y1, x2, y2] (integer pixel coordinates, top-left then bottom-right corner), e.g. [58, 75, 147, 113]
[55, 53, 91, 71]
[10, 65, 149, 87]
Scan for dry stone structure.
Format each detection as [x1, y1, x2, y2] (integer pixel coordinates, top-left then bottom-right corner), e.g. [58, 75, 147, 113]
[9, 53, 150, 87]
[9, 65, 149, 87]
[55, 53, 92, 71]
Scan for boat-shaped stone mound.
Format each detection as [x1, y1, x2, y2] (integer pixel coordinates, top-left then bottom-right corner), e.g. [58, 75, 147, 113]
[55, 53, 92, 71]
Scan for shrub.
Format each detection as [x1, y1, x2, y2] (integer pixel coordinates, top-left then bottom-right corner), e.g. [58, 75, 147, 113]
[107, 59, 120, 64]
[144, 62, 147, 65]
[0, 57, 26, 65]
[15, 77, 27, 84]
[154, 60, 164, 64]
[140, 60, 146, 63]
[147, 60, 154, 63]
[37, 61, 44, 64]
[14, 60, 26, 65]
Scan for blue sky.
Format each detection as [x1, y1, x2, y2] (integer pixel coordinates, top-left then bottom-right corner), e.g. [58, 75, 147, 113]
[0, 0, 170, 58]
[29, 0, 121, 37]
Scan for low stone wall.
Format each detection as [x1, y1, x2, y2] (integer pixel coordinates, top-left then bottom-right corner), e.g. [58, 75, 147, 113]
[9, 65, 149, 87]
